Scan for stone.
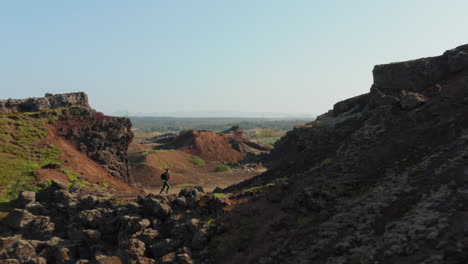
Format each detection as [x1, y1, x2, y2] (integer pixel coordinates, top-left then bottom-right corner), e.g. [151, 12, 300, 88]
[79, 195, 98, 209]
[121, 238, 146, 257]
[27, 215, 55, 237]
[186, 218, 200, 232]
[17, 191, 36, 208]
[212, 187, 223, 193]
[172, 197, 187, 208]
[0, 92, 89, 114]
[425, 230, 439, 241]
[0, 260, 20, 264]
[399, 91, 427, 110]
[25, 203, 48, 216]
[372, 54, 449, 95]
[447, 50, 468, 72]
[191, 229, 208, 250]
[82, 229, 101, 243]
[161, 252, 176, 263]
[333, 93, 369, 116]
[176, 247, 193, 264]
[141, 198, 172, 218]
[5, 209, 35, 230]
[3, 240, 37, 261]
[78, 209, 103, 229]
[94, 255, 123, 264]
[149, 239, 178, 259]
[135, 229, 159, 245]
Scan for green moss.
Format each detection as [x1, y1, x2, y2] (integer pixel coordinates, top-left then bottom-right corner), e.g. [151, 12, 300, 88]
[308, 158, 333, 173]
[188, 156, 206, 166]
[154, 158, 173, 169]
[272, 177, 288, 183]
[242, 183, 274, 193]
[213, 193, 226, 198]
[61, 169, 91, 188]
[144, 149, 175, 155]
[100, 181, 110, 188]
[215, 164, 231, 172]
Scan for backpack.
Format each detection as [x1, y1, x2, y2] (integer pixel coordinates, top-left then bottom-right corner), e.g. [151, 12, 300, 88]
[161, 172, 169, 181]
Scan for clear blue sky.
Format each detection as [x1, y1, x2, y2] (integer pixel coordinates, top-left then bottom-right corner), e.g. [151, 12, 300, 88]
[1, 0, 467, 117]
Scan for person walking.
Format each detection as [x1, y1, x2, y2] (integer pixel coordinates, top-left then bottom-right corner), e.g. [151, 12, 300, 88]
[159, 168, 171, 194]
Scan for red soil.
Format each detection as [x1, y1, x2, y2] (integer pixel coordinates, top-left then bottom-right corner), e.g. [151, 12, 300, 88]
[38, 124, 139, 194]
[128, 142, 262, 193]
[172, 130, 245, 163]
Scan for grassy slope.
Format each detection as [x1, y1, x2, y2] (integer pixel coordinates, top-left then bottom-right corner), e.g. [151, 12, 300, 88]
[0, 112, 66, 202]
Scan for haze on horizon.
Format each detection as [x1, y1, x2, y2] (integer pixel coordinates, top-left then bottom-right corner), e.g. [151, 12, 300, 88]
[1, 0, 467, 117]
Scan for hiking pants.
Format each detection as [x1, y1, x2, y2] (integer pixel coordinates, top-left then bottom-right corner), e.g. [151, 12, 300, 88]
[160, 181, 170, 194]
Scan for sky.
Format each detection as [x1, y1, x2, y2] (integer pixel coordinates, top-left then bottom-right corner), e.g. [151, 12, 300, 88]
[1, 0, 468, 117]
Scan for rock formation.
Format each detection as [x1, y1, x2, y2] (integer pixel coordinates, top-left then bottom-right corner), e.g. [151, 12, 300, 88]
[0, 183, 226, 263]
[4, 44, 468, 264]
[218, 44, 468, 263]
[0, 92, 135, 184]
[0, 92, 90, 114]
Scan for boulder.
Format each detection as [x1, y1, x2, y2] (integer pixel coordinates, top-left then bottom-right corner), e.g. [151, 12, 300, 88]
[16, 191, 36, 208]
[372, 54, 449, 95]
[141, 198, 172, 218]
[160, 252, 176, 263]
[82, 229, 102, 243]
[135, 229, 160, 245]
[447, 46, 468, 72]
[186, 218, 200, 233]
[0, 92, 90, 114]
[191, 229, 208, 250]
[149, 239, 180, 259]
[6, 209, 35, 230]
[120, 238, 146, 258]
[1, 240, 36, 262]
[78, 195, 98, 209]
[26, 215, 55, 238]
[25, 203, 49, 216]
[119, 216, 151, 236]
[333, 94, 369, 116]
[78, 209, 103, 229]
[176, 247, 193, 264]
[94, 255, 123, 264]
[400, 91, 427, 110]
[212, 187, 223, 193]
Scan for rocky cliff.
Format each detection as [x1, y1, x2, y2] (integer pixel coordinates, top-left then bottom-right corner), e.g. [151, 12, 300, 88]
[218, 44, 468, 263]
[0, 92, 135, 184]
[0, 92, 91, 114]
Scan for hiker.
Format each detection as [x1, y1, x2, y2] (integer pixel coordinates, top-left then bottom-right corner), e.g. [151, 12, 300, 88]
[159, 168, 171, 194]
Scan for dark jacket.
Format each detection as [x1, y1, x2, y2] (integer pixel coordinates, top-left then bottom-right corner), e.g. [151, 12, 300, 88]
[161, 172, 170, 181]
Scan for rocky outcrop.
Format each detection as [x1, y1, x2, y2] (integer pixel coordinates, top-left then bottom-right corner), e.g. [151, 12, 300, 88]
[217, 44, 468, 263]
[0, 92, 135, 185]
[55, 114, 135, 184]
[372, 44, 468, 95]
[0, 92, 90, 114]
[0, 183, 228, 264]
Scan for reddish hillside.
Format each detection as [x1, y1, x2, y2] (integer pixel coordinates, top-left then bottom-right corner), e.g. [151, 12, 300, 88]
[0, 92, 139, 199]
[155, 127, 272, 163]
[39, 124, 138, 193]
